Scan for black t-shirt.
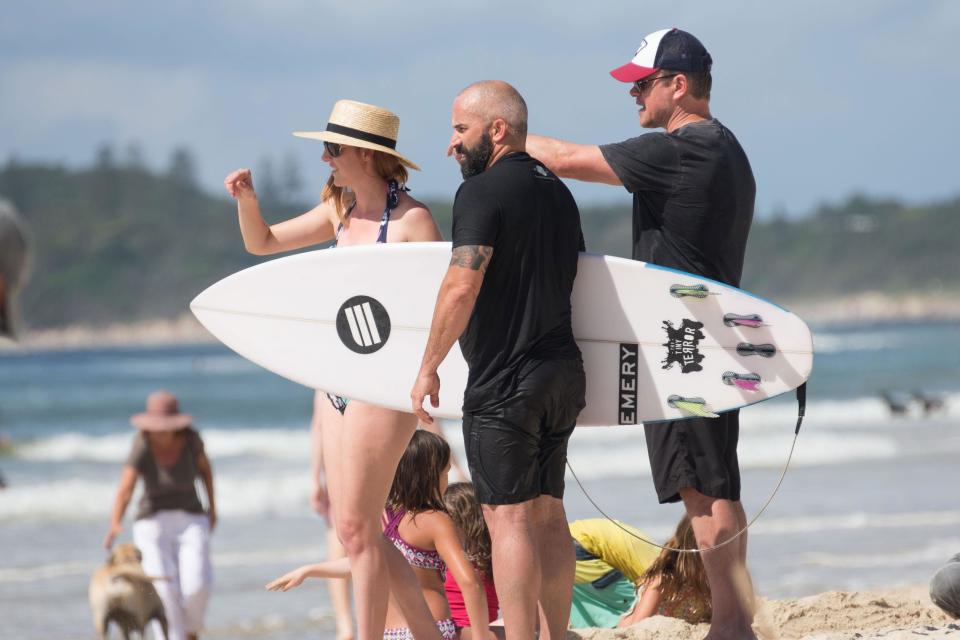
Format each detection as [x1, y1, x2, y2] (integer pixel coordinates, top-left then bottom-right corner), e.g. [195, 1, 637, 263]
[452, 152, 584, 412]
[600, 119, 755, 286]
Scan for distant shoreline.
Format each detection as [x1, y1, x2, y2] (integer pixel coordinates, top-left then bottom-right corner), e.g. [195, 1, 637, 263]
[1, 313, 215, 352]
[3, 293, 959, 352]
[785, 291, 960, 324]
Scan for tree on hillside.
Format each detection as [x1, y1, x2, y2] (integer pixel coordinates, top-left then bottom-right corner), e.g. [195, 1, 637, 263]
[124, 142, 147, 171]
[93, 143, 119, 212]
[0, 156, 28, 206]
[95, 143, 116, 171]
[257, 155, 281, 205]
[167, 146, 198, 189]
[281, 151, 304, 205]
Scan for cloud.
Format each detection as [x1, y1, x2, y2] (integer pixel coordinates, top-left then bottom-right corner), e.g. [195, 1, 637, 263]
[858, 1, 960, 72]
[1, 0, 958, 215]
[0, 59, 210, 141]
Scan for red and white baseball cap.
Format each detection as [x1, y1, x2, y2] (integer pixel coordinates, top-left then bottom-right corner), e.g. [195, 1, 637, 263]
[610, 28, 713, 83]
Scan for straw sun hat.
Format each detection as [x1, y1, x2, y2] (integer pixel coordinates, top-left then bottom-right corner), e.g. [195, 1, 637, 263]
[293, 99, 420, 171]
[130, 390, 193, 432]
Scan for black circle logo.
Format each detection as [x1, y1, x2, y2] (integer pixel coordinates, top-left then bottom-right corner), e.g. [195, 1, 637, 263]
[336, 295, 391, 354]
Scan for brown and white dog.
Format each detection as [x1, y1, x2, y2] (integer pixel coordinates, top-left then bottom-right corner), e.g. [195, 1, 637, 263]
[88, 543, 168, 639]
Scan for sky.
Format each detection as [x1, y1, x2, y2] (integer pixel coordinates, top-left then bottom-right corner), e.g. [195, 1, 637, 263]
[1, 0, 958, 217]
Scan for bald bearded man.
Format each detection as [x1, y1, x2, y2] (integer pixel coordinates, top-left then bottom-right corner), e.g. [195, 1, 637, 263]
[412, 80, 586, 640]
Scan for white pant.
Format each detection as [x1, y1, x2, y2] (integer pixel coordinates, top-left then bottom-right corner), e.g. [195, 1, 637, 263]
[133, 510, 213, 640]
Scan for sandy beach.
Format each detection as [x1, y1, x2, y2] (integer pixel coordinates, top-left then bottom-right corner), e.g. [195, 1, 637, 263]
[572, 586, 956, 640]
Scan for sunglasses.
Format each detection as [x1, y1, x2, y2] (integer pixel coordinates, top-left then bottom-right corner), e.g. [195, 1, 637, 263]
[324, 141, 344, 157]
[633, 73, 680, 94]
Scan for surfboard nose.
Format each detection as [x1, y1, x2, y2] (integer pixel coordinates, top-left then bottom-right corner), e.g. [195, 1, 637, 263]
[190, 276, 234, 336]
[189, 285, 213, 316]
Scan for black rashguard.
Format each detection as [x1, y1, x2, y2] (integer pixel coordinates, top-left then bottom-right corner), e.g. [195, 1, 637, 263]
[600, 118, 755, 286]
[452, 151, 584, 413]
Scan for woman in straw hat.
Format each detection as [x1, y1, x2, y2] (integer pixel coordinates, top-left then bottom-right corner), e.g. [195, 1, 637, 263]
[225, 100, 447, 640]
[104, 390, 216, 640]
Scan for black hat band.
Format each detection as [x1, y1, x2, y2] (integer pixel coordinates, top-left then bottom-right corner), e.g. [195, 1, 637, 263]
[325, 123, 397, 150]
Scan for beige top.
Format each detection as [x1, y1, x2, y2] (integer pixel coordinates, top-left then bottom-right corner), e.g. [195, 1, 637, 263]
[126, 428, 205, 520]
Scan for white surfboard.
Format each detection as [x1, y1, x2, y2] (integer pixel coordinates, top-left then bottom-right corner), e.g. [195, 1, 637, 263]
[191, 242, 812, 426]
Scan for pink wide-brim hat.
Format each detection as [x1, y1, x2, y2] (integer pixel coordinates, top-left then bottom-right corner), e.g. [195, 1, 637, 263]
[130, 390, 193, 432]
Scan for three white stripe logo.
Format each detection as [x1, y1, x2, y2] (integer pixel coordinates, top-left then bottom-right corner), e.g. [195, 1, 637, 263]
[344, 302, 382, 347]
[336, 295, 391, 354]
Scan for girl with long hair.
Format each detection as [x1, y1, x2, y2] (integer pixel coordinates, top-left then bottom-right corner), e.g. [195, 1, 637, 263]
[618, 515, 712, 626]
[267, 431, 493, 640]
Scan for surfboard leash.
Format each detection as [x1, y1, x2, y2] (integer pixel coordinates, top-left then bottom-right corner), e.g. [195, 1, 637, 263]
[567, 382, 807, 554]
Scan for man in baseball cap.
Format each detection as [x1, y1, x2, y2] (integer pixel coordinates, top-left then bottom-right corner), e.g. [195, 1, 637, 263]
[609, 28, 713, 83]
[527, 28, 759, 639]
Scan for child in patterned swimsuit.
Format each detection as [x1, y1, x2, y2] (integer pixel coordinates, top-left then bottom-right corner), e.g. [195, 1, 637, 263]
[617, 515, 712, 626]
[267, 431, 492, 640]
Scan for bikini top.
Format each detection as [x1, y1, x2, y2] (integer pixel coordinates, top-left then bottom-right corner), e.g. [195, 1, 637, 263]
[332, 179, 404, 247]
[382, 506, 446, 573]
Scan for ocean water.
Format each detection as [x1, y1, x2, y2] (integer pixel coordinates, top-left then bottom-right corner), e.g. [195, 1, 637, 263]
[1, 320, 959, 639]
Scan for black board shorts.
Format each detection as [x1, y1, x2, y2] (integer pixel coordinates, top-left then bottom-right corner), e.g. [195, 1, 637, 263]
[462, 358, 586, 506]
[644, 410, 741, 504]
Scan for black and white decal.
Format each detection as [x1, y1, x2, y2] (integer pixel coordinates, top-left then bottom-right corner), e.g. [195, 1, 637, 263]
[618, 343, 639, 425]
[661, 319, 705, 373]
[336, 295, 391, 354]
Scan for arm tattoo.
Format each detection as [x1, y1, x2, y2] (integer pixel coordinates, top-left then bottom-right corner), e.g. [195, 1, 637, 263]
[450, 245, 493, 271]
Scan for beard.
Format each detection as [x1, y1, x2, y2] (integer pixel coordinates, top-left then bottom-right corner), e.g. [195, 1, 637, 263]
[457, 132, 494, 179]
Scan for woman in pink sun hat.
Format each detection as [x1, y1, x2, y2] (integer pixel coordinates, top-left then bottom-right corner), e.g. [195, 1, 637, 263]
[105, 390, 216, 640]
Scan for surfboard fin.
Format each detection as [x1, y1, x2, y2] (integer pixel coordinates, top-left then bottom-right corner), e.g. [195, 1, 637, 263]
[723, 313, 764, 328]
[722, 371, 762, 391]
[736, 342, 777, 358]
[669, 283, 713, 298]
[667, 395, 720, 418]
